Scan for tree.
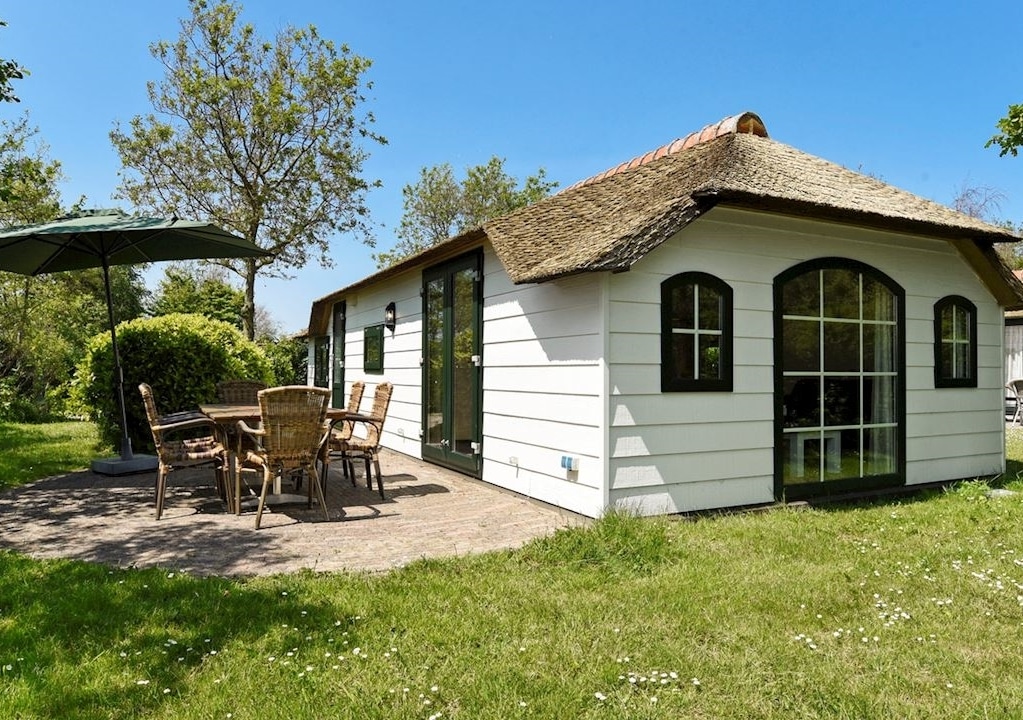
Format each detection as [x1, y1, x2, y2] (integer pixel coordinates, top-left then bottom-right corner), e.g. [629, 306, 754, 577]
[110, 0, 385, 340]
[151, 262, 245, 328]
[374, 156, 558, 268]
[0, 20, 25, 104]
[0, 116, 63, 211]
[987, 104, 1023, 157]
[951, 181, 1022, 268]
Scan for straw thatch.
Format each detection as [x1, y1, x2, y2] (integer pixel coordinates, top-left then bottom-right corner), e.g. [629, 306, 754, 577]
[484, 130, 1020, 285]
[309, 113, 1023, 334]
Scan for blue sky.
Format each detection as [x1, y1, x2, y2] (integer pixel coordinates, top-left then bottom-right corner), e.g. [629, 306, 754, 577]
[3, 0, 1021, 333]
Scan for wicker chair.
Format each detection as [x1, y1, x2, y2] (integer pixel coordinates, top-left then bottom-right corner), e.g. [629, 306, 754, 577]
[217, 379, 268, 404]
[139, 383, 227, 519]
[327, 381, 392, 499]
[236, 385, 332, 529]
[318, 381, 365, 485]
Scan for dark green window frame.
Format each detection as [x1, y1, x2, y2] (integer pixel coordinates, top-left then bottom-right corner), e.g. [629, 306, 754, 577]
[312, 336, 330, 387]
[660, 271, 733, 392]
[364, 324, 384, 374]
[933, 295, 977, 388]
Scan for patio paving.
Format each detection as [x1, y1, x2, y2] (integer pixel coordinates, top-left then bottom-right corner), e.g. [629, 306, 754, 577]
[0, 449, 587, 577]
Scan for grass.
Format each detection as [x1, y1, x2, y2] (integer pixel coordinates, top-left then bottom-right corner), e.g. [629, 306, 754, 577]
[3, 425, 1023, 718]
[0, 421, 103, 492]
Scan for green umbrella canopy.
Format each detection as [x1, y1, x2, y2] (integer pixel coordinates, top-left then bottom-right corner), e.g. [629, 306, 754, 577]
[0, 209, 270, 471]
[0, 208, 268, 274]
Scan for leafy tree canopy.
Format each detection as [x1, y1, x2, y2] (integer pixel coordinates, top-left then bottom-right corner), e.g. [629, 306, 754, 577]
[151, 262, 245, 329]
[987, 104, 1023, 157]
[0, 20, 25, 104]
[110, 0, 385, 339]
[374, 156, 557, 268]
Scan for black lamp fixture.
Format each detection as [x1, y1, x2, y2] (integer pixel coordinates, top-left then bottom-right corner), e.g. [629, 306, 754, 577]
[383, 301, 397, 332]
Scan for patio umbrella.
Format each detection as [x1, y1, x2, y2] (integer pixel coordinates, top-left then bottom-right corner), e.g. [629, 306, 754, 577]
[0, 209, 270, 474]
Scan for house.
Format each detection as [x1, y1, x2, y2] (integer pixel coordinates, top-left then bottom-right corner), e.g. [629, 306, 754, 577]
[308, 112, 1023, 518]
[1006, 271, 1023, 385]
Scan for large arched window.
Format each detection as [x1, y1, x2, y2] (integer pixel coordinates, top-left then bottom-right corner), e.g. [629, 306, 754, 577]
[661, 272, 733, 392]
[933, 295, 977, 388]
[774, 259, 904, 500]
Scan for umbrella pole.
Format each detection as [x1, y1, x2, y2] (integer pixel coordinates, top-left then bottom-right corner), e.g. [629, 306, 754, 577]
[101, 258, 134, 461]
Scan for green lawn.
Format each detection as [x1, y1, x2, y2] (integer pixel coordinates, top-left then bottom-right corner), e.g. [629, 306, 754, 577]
[2, 425, 1023, 718]
[0, 421, 103, 492]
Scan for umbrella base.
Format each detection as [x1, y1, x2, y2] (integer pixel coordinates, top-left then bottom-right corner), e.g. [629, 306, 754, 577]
[91, 454, 159, 476]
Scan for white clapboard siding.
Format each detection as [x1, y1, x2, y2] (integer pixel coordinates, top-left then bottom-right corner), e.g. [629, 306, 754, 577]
[478, 258, 606, 511]
[604, 206, 1010, 514]
[609, 476, 775, 516]
[315, 206, 1011, 519]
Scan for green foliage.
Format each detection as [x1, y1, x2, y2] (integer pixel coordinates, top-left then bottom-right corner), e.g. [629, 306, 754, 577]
[9, 473, 1023, 716]
[151, 263, 245, 328]
[259, 334, 308, 385]
[72, 313, 272, 451]
[0, 20, 25, 105]
[0, 116, 62, 213]
[0, 118, 146, 421]
[987, 103, 1023, 157]
[110, 0, 385, 339]
[0, 267, 148, 421]
[375, 156, 558, 268]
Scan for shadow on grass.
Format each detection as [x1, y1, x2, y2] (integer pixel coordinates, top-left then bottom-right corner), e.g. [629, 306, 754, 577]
[0, 551, 346, 718]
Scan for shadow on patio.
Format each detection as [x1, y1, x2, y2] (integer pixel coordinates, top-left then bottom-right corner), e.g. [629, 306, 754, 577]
[0, 449, 586, 577]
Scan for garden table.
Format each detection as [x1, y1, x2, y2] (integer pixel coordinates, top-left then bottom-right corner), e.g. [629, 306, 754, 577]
[199, 403, 352, 513]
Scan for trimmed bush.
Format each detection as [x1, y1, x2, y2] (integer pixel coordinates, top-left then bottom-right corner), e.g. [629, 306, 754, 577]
[260, 335, 309, 386]
[73, 313, 273, 453]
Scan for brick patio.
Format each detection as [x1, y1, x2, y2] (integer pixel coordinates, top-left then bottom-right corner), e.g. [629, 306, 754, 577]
[0, 449, 587, 577]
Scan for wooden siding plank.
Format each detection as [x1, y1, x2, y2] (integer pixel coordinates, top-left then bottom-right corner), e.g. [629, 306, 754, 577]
[611, 448, 772, 488]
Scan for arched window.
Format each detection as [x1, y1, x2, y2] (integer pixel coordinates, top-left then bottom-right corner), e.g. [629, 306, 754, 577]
[661, 272, 733, 392]
[933, 295, 977, 388]
[774, 258, 904, 499]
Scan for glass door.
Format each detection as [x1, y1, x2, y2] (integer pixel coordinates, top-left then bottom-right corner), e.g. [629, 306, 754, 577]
[775, 259, 904, 500]
[330, 302, 346, 407]
[422, 253, 482, 474]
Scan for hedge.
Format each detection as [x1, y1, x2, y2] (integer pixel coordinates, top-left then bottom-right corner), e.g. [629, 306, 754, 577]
[73, 313, 274, 453]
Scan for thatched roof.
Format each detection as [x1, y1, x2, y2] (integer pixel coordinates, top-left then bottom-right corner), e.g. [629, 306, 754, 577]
[484, 122, 1021, 285]
[309, 112, 1023, 334]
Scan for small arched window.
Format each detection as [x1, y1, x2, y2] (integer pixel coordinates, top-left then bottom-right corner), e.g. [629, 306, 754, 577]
[661, 272, 733, 392]
[933, 295, 977, 388]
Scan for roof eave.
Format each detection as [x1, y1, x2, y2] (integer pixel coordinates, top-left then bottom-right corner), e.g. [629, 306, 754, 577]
[307, 227, 487, 335]
[697, 191, 1023, 308]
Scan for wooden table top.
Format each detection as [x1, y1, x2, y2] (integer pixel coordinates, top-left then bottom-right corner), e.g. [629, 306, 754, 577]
[199, 403, 364, 424]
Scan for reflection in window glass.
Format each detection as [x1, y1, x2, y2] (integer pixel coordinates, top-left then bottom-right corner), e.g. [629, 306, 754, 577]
[661, 273, 732, 391]
[783, 377, 820, 428]
[782, 271, 819, 317]
[782, 319, 819, 373]
[823, 269, 859, 319]
[780, 262, 900, 487]
[934, 296, 976, 387]
[823, 322, 859, 373]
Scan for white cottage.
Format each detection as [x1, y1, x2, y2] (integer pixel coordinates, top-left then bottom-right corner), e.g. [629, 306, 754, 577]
[308, 112, 1023, 518]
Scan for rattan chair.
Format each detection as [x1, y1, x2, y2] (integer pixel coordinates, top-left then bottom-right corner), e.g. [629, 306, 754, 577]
[236, 385, 332, 529]
[318, 381, 365, 485]
[139, 383, 227, 519]
[327, 381, 392, 499]
[217, 379, 268, 404]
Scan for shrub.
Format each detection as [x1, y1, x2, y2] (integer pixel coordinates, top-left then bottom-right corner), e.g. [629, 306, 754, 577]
[0, 377, 44, 422]
[259, 335, 309, 385]
[73, 313, 273, 453]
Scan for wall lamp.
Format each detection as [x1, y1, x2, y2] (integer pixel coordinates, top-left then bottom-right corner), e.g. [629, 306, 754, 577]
[383, 301, 397, 332]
